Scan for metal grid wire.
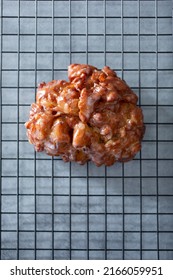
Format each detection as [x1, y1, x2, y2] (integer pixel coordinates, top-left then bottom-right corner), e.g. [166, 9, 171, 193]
[0, 0, 173, 260]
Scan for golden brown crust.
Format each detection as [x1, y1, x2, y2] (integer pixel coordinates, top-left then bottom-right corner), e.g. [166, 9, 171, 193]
[25, 64, 145, 166]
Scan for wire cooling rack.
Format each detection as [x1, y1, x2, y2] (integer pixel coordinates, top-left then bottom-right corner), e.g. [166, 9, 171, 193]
[0, 0, 173, 260]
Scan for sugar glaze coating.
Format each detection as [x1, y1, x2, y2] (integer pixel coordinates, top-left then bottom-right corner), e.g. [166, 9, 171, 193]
[25, 64, 145, 166]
